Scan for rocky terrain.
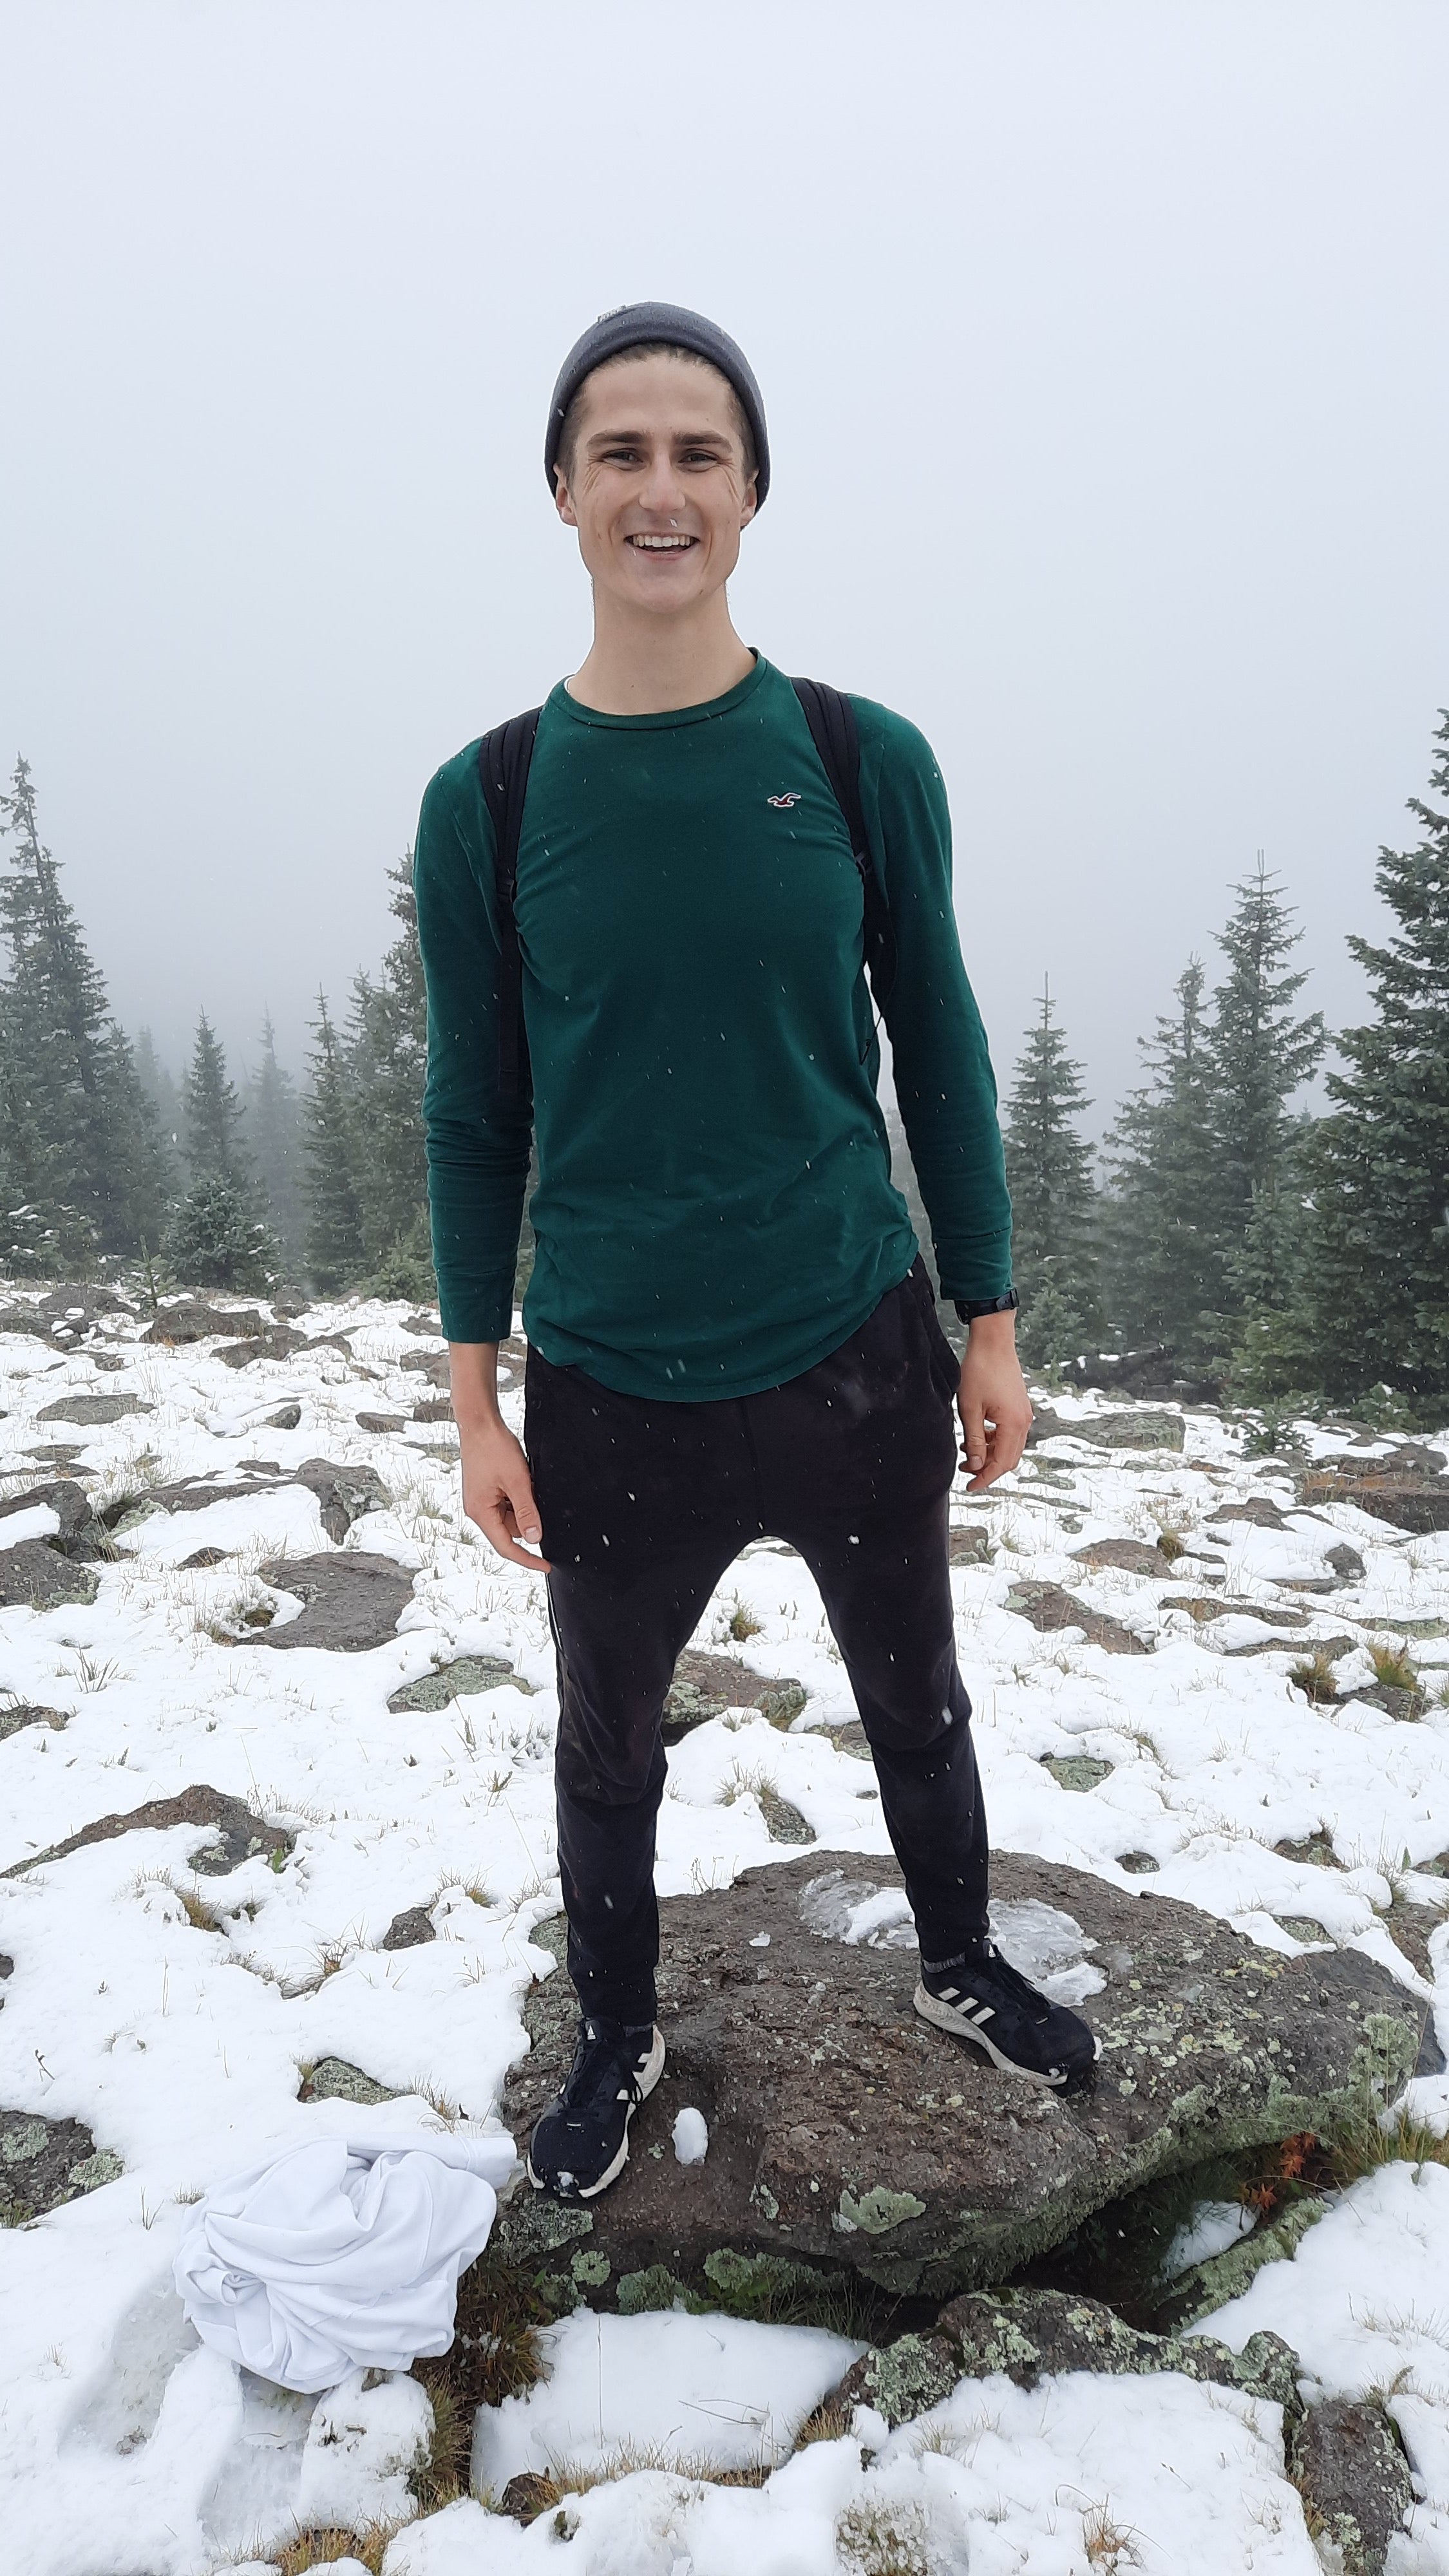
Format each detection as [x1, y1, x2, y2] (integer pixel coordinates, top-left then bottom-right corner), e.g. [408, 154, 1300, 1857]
[1, 1282, 1448, 2573]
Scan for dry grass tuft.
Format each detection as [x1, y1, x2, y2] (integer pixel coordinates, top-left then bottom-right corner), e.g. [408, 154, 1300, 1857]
[411, 2249, 549, 2512]
[1083, 2506, 1144, 2570]
[793, 2397, 856, 2448]
[498, 2445, 773, 2525]
[1328, 2105, 1449, 2186]
[274, 2523, 396, 2574]
[1370, 1640, 1420, 1694]
[727, 1598, 764, 1642]
[1289, 1647, 1340, 1705]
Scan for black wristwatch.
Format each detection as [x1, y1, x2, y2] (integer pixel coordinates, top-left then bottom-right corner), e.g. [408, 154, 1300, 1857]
[954, 1289, 1019, 1322]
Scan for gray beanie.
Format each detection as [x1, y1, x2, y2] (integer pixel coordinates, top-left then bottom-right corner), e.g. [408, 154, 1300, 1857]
[544, 301, 770, 507]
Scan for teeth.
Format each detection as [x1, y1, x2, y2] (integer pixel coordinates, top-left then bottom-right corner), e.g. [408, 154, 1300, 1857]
[631, 535, 693, 549]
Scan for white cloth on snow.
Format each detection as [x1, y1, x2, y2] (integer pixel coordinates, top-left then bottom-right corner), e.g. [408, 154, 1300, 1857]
[173, 2125, 516, 2392]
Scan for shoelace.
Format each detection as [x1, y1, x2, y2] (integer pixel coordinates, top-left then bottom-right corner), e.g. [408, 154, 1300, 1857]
[976, 1946, 1053, 2023]
[558, 2023, 650, 2119]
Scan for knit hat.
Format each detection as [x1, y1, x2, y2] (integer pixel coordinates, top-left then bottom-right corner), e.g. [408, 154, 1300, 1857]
[544, 302, 770, 508]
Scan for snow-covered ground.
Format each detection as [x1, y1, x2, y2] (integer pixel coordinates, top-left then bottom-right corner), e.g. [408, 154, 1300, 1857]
[2, 1293, 1448, 2573]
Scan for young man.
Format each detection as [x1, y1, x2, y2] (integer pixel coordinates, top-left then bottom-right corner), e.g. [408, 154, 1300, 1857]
[415, 301, 1097, 2204]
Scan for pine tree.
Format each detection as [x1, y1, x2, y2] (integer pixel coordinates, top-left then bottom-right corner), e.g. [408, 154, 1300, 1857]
[0, 755, 168, 1263]
[181, 1011, 250, 1186]
[346, 855, 431, 1278]
[1003, 984, 1101, 1370]
[246, 1011, 304, 1265]
[134, 1028, 184, 1180]
[164, 1012, 274, 1291]
[1204, 857, 1324, 1289]
[1102, 959, 1226, 1365]
[1255, 715, 1449, 1403]
[303, 992, 366, 1291]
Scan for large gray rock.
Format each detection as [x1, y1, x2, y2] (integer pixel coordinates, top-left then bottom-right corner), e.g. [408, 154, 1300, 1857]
[3, 1783, 293, 1880]
[0, 1479, 106, 1558]
[34, 1393, 149, 1426]
[1081, 1409, 1186, 1452]
[495, 1850, 1425, 2307]
[1003, 1581, 1149, 1656]
[1070, 1539, 1171, 1577]
[143, 1301, 270, 1344]
[662, 1649, 807, 1740]
[1300, 1467, 1449, 1533]
[251, 1552, 415, 1652]
[106, 1458, 388, 1545]
[0, 1542, 99, 1610]
[935, 2286, 1301, 2417]
[1288, 2398, 1414, 2575]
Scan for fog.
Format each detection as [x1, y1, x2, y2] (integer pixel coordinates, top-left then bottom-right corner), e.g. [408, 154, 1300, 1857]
[2, 0, 1446, 1122]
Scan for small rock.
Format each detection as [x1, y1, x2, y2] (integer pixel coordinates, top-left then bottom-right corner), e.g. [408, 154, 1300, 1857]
[299, 2058, 401, 2105]
[289, 1458, 390, 1544]
[356, 1410, 407, 1433]
[0, 2105, 124, 2222]
[1118, 1852, 1159, 1875]
[252, 1553, 416, 1653]
[1070, 1539, 1170, 1576]
[1275, 1916, 1333, 1946]
[215, 1327, 308, 1367]
[948, 1525, 992, 1566]
[1004, 1582, 1148, 1656]
[1358, 1683, 1426, 1722]
[1324, 1542, 1366, 1582]
[263, 1403, 303, 1430]
[379, 1907, 437, 1951]
[1082, 1409, 1186, 1452]
[143, 1302, 269, 1345]
[34, 1393, 149, 1426]
[1039, 1755, 1114, 1794]
[757, 1787, 815, 1846]
[1288, 2396, 1414, 2576]
[0, 1542, 99, 1611]
[179, 1546, 229, 1569]
[1274, 1834, 1343, 1870]
[661, 1651, 808, 1740]
[412, 1397, 455, 1424]
[0, 1703, 68, 1743]
[830, 2331, 960, 2428]
[388, 1655, 526, 1712]
[1207, 1497, 1291, 1531]
[400, 1349, 451, 1387]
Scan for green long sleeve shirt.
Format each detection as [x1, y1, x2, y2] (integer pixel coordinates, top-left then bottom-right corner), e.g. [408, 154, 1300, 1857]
[415, 652, 1011, 1399]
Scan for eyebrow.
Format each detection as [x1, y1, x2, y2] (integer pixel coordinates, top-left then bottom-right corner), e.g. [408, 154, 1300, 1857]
[582, 424, 735, 451]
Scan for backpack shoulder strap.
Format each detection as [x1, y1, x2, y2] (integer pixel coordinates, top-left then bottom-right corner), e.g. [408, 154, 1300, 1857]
[477, 708, 542, 1101]
[790, 678, 897, 1010]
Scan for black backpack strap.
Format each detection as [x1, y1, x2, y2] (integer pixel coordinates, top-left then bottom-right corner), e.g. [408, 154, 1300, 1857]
[790, 678, 898, 1014]
[477, 708, 542, 1101]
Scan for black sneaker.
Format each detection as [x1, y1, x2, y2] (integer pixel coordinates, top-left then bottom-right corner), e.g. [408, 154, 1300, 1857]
[914, 1946, 1100, 2094]
[527, 2016, 665, 2200]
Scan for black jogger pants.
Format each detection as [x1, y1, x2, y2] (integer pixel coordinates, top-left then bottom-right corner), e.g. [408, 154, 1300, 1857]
[524, 1260, 990, 2025]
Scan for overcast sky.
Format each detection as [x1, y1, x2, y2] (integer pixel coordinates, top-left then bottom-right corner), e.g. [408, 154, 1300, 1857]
[2, 1, 1446, 1129]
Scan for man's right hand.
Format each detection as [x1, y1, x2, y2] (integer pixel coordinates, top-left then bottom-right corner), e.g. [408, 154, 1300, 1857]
[449, 1342, 550, 1570]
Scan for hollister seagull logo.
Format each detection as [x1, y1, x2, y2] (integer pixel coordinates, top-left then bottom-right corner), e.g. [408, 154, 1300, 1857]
[767, 791, 802, 808]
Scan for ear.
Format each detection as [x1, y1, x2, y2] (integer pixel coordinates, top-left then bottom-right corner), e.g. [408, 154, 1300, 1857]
[554, 467, 579, 529]
[739, 473, 758, 531]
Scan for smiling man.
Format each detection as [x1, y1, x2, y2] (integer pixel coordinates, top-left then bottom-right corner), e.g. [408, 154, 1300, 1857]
[414, 301, 1098, 2204]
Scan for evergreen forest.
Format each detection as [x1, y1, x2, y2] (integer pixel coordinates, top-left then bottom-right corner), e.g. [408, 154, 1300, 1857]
[3, 714, 1446, 1419]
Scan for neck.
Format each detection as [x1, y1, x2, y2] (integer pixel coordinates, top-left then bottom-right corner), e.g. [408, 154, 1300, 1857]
[567, 589, 754, 715]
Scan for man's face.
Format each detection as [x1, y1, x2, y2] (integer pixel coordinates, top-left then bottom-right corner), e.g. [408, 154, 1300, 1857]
[554, 352, 757, 615]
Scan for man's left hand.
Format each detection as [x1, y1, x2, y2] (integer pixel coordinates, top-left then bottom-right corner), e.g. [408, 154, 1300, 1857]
[956, 1309, 1033, 1491]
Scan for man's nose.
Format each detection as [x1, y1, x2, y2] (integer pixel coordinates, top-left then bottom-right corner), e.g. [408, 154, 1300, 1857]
[638, 447, 687, 514]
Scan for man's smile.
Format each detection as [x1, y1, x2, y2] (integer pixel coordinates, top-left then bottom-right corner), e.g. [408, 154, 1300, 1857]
[626, 532, 697, 550]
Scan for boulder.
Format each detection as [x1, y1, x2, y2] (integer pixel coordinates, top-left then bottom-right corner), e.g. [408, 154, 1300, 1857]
[379, 1907, 437, 1952]
[0, 2105, 122, 2223]
[357, 1410, 407, 1434]
[0, 1285, 136, 1343]
[495, 1849, 1426, 2306]
[3, 1783, 294, 1880]
[1003, 1582, 1148, 1656]
[215, 1327, 308, 1367]
[251, 1553, 416, 1653]
[289, 1459, 390, 1543]
[1288, 2397, 1414, 2576]
[1039, 1755, 1114, 1794]
[1206, 1497, 1292, 1531]
[0, 1541, 99, 1610]
[34, 1392, 149, 1426]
